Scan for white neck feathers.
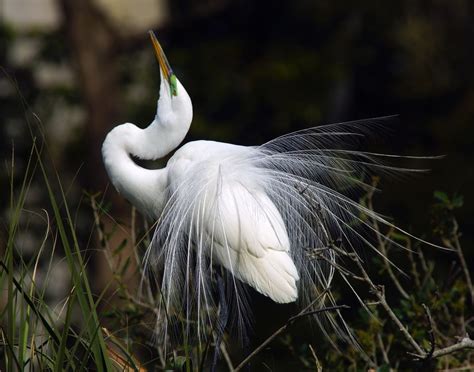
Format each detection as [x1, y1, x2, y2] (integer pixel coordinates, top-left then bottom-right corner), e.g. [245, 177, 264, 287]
[102, 76, 192, 218]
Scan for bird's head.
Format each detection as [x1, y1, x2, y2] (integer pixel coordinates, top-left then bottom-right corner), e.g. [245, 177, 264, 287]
[149, 31, 192, 130]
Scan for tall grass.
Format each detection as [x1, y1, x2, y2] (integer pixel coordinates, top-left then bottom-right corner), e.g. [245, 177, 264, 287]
[1, 102, 472, 371]
[0, 130, 121, 370]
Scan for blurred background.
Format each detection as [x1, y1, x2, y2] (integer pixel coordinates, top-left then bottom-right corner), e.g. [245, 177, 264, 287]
[1, 0, 473, 369]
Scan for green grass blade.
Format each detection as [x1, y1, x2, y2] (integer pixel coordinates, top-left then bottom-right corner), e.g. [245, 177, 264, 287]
[54, 286, 77, 371]
[0, 261, 61, 345]
[34, 143, 112, 371]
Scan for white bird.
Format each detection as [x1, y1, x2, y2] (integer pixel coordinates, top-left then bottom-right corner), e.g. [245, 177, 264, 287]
[102, 32, 426, 343]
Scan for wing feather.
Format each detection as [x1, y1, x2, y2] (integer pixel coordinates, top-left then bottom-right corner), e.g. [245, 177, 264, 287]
[210, 178, 299, 303]
[149, 120, 436, 346]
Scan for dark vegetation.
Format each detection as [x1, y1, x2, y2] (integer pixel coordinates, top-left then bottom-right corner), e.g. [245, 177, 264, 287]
[1, 0, 473, 370]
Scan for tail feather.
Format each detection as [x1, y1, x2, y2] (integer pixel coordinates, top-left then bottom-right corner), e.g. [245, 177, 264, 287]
[147, 117, 438, 350]
[215, 244, 299, 304]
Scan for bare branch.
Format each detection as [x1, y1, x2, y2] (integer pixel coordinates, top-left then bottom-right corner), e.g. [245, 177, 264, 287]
[349, 251, 425, 356]
[431, 337, 474, 358]
[407, 241, 421, 289]
[219, 341, 234, 372]
[288, 305, 350, 324]
[233, 291, 347, 371]
[442, 218, 474, 306]
[411, 336, 474, 360]
[367, 180, 409, 300]
[376, 332, 390, 365]
[308, 344, 323, 372]
[422, 304, 435, 359]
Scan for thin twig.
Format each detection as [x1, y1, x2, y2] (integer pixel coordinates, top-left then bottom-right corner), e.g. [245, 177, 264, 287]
[411, 336, 474, 360]
[376, 332, 390, 365]
[288, 305, 350, 324]
[407, 240, 421, 289]
[442, 218, 474, 306]
[308, 344, 323, 372]
[219, 342, 234, 371]
[234, 291, 347, 371]
[90, 195, 115, 273]
[90, 195, 156, 313]
[350, 251, 425, 356]
[422, 304, 435, 359]
[130, 205, 155, 305]
[367, 181, 409, 300]
[417, 246, 430, 276]
[348, 246, 474, 362]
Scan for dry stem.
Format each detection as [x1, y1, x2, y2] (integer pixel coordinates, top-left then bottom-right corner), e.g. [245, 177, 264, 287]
[442, 218, 474, 306]
[233, 291, 347, 371]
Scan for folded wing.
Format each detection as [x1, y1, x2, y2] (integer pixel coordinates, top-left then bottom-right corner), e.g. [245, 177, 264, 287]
[208, 179, 299, 303]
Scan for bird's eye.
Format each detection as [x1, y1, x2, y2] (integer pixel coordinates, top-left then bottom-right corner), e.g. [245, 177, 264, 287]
[170, 74, 178, 96]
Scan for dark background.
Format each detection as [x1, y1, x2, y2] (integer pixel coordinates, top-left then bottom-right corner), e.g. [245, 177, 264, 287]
[2, 0, 473, 233]
[1, 0, 473, 368]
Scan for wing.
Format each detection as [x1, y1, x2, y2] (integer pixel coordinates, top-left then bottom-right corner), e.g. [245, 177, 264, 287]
[151, 145, 301, 342]
[208, 179, 299, 303]
[148, 120, 437, 348]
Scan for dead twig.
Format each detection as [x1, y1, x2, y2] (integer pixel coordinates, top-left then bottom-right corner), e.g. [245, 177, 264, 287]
[233, 291, 348, 372]
[442, 218, 474, 306]
[376, 332, 390, 365]
[422, 304, 435, 360]
[411, 336, 474, 360]
[219, 341, 234, 372]
[349, 251, 425, 356]
[431, 337, 474, 358]
[407, 240, 421, 289]
[367, 180, 409, 300]
[287, 305, 350, 324]
[308, 344, 323, 372]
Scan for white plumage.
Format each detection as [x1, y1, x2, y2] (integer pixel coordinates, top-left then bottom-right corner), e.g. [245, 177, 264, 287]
[102, 32, 428, 344]
[166, 141, 299, 303]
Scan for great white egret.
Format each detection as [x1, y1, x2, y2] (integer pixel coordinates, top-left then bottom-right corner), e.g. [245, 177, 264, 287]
[102, 32, 427, 345]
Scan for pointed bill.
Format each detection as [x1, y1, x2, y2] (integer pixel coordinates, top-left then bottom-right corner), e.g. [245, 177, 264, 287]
[149, 30, 173, 83]
[149, 31, 178, 96]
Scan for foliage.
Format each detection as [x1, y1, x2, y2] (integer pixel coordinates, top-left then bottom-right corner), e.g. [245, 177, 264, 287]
[0, 131, 114, 370]
[2, 133, 473, 370]
[1, 1, 474, 370]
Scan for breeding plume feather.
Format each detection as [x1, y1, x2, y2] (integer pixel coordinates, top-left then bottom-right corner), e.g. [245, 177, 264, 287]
[102, 32, 432, 348]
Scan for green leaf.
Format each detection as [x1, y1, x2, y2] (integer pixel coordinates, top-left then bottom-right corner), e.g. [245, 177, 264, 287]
[433, 190, 449, 203]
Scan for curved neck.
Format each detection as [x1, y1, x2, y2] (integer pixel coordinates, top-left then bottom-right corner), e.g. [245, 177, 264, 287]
[133, 75, 193, 160]
[102, 76, 193, 218]
[102, 124, 167, 218]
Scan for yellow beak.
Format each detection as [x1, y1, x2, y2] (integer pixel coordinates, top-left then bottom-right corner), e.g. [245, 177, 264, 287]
[149, 30, 173, 83]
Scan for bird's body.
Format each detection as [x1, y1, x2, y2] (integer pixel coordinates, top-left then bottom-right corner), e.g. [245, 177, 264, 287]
[102, 32, 427, 344]
[167, 140, 299, 303]
[103, 122, 300, 302]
